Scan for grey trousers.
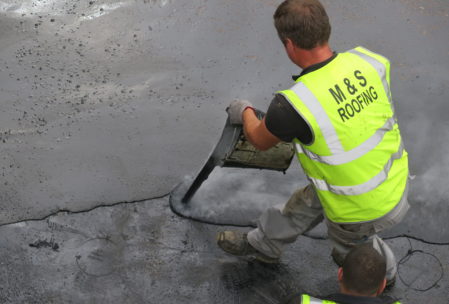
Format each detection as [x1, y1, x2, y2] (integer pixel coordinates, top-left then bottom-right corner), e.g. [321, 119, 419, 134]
[247, 183, 409, 280]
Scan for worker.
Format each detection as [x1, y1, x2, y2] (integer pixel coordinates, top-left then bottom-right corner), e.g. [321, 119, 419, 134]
[217, 0, 409, 288]
[284, 244, 401, 304]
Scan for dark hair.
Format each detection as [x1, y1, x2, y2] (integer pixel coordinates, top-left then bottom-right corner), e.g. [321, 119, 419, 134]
[342, 244, 387, 295]
[274, 0, 331, 49]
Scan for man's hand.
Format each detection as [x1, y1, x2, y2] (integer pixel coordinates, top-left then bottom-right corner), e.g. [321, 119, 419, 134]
[226, 99, 253, 125]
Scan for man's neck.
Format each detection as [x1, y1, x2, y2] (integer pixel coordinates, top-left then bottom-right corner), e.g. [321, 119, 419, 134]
[296, 44, 334, 69]
[340, 286, 377, 298]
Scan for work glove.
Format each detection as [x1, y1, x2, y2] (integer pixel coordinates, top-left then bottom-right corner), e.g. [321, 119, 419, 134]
[226, 99, 254, 125]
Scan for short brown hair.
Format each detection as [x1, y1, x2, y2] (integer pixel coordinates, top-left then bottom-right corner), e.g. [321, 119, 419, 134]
[274, 0, 331, 49]
[342, 244, 387, 295]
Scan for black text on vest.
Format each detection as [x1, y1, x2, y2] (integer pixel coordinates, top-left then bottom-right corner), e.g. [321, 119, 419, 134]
[328, 70, 378, 122]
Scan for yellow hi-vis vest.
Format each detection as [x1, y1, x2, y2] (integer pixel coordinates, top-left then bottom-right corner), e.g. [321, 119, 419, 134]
[279, 47, 409, 223]
[300, 294, 401, 304]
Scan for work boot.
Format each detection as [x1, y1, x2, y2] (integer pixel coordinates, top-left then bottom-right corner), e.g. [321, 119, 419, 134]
[216, 231, 279, 264]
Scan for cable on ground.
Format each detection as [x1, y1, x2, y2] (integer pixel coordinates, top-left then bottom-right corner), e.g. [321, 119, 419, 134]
[396, 237, 444, 292]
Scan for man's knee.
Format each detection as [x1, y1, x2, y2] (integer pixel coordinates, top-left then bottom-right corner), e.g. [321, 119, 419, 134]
[283, 184, 321, 214]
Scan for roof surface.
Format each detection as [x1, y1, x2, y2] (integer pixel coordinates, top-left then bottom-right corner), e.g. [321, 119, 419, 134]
[0, 0, 448, 303]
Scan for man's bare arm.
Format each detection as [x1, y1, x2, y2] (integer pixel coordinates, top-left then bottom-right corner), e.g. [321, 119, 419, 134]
[242, 108, 281, 151]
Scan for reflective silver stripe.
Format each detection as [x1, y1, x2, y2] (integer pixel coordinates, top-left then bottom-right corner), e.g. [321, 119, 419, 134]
[350, 48, 398, 119]
[296, 117, 396, 165]
[289, 82, 344, 154]
[310, 140, 404, 195]
[295, 142, 305, 154]
[348, 49, 393, 106]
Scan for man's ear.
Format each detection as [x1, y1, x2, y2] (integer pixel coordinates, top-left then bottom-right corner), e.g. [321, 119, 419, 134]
[284, 38, 298, 63]
[376, 278, 387, 296]
[337, 267, 344, 282]
[284, 38, 295, 52]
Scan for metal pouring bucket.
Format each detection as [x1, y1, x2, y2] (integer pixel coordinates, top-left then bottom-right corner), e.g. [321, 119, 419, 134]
[170, 111, 295, 205]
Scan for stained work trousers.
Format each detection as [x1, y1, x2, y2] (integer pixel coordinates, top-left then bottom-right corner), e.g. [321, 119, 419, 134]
[247, 183, 409, 280]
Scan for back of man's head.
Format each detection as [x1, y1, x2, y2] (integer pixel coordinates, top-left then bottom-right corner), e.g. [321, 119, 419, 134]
[341, 244, 387, 296]
[274, 0, 331, 49]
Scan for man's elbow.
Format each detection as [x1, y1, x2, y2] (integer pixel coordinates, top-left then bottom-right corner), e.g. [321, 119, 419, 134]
[243, 119, 280, 151]
[244, 132, 270, 151]
[248, 136, 278, 151]
[252, 142, 273, 151]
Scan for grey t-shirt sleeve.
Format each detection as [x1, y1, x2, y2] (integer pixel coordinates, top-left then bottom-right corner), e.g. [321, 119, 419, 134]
[265, 94, 312, 144]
